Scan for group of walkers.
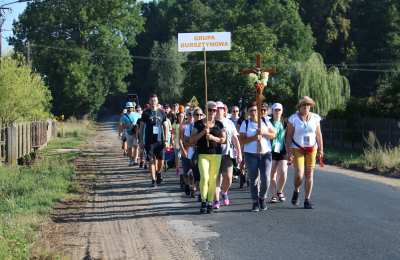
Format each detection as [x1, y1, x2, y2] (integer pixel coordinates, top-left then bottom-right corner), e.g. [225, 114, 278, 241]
[119, 94, 324, 213]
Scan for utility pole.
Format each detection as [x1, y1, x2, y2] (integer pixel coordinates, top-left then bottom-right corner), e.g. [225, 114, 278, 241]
[0, 17, 4, 58]
[0, 0, 33, 57]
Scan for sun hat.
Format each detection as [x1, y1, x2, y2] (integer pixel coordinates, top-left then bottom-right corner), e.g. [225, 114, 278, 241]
[271, 103, 283, 111]
[297, 96, 315, 108]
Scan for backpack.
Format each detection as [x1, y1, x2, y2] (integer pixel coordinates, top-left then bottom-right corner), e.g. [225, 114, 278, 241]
[124, 114, 137, 135]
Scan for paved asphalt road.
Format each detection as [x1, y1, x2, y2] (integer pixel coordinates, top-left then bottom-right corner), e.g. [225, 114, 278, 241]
[95, 120, 399, 260]
[150, 163, 400, 260]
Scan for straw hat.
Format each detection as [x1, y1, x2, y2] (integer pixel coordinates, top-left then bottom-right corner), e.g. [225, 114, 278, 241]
[297, 96, 315, 108]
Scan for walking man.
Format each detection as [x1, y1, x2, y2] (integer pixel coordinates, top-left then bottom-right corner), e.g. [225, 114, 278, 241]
[139, 94, 168, 187]
[121, 102, 141, 166]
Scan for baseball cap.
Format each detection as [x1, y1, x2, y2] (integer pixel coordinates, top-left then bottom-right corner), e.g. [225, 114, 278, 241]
[216, 101, 224, 108]
[271, 103, 283, 110]
[126, 102, 135, 108]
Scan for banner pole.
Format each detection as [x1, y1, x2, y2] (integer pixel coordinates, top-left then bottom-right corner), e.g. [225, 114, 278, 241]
[204, 48, 209, 147]
[204, 48, 208, 122]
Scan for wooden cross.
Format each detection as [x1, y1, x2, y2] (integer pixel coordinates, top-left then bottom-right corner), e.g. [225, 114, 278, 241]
[241, 54, 276, 153]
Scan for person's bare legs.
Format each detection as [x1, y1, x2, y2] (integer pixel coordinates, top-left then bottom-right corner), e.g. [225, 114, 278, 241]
[277, 160, 288, 193]
[149, 160, 156, 181]
[270, 160, 279, 198]
[304, 169, 314, 200]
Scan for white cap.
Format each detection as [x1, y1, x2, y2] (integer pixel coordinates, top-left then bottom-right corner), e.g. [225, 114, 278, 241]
[216, 101, 224, 108]
[271, 103, 283, 110]
[126, 102, 135, 108]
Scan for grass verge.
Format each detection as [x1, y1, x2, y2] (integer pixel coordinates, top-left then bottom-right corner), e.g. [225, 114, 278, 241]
[0, 119, 94, 259]
[325, 132, 400, 178]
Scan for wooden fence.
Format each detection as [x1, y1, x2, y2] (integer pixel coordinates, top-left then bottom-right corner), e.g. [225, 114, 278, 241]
[321, 118, 400, 150]
[0, 120, 57, 166]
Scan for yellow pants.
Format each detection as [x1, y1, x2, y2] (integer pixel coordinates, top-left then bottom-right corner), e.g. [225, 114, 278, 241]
[293, 148, 318, 172]
[198, 154, 222, 202]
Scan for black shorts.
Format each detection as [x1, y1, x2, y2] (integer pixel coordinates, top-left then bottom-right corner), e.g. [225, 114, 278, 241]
[145, 142, 165, 161]
[272, 152, 286, 161]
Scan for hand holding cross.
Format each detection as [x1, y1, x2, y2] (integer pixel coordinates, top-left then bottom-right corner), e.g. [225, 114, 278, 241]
[241, 54, 276, 153]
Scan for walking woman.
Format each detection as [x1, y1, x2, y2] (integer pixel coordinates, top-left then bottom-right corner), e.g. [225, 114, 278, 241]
[190, 101, 226, 214]
[286, 96, 323, 209]
[269, 103, 288, 203]
[239, 102, 276, 212]
[172, 112, 185, 176]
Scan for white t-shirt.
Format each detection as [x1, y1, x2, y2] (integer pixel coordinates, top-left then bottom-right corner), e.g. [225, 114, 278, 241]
[288, 112, 321, 148]
[183, 123, 195, 159]
[220, 117, 238, 158]
[239, 119, 273, 154]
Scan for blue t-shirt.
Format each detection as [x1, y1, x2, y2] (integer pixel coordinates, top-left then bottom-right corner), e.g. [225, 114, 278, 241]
[121, 112, 141, 135]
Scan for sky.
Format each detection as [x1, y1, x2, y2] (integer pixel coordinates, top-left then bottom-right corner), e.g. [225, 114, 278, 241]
[1, 0, 27, 55]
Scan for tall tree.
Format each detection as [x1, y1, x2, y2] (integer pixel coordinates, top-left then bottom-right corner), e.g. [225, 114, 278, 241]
[148, 38, 187, 103]
[296, 53, 350, 116]
[298, 0, 354, 65]
[10, 0, 144, 117]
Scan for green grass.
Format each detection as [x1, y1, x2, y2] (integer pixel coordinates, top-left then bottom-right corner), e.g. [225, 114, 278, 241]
[0, 120, 94, 259]
[325, 133, 400, 178]
[324, 148, 363, 168]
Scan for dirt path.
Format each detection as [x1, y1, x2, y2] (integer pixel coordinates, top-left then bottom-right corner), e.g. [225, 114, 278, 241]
[37, 122, 202, 260]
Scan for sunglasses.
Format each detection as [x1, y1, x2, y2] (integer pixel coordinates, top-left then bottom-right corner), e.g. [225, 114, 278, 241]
[232, 110, 239, 113]
[274, 109, 281, 112]
[194, 113, 203, 116]
[208, 108, 217, 112]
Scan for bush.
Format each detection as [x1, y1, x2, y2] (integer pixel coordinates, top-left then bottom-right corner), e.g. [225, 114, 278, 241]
[0, 56, 52, 124]
[361, 132, 400, 176]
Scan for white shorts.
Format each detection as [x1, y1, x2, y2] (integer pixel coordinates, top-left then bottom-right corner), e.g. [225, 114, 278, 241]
[126, 134, 138, 148]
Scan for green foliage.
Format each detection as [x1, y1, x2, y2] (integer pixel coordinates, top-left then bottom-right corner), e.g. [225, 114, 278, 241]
[296, 53, 350, 116]
[132, 0, 315, 108]
[362, 132, 400, 176]
[0, 120, 91, 259]
[148, 38, 187, 103]
[10, 0, 144, 118]
[0, 56, 52, 124]
[375, 70, 400, 117]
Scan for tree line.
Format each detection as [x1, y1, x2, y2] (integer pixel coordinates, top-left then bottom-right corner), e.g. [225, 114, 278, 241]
[7, 0, 400, 119]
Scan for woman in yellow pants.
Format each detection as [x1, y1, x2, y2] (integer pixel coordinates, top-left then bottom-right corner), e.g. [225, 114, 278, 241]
[286, 96, 323, 209]
[190, 101, 226, 214]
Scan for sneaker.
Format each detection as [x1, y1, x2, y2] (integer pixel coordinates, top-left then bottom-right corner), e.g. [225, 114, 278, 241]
[270, 196, 279, 203]
[291, 191, 299, 206]
[212, 200, 220, 210]
[128, 160, 134, 166]
[133, 162, 139, 166]
[304, 199, 313, 209]
[259, 198, 267, 211]
[139, 161, 144, 168]
[221, 192, 230, 206]
[144, 164, 147, 169]
[156, 172, 163, 184]
[151, 179, 157, 187]
[207, 203, 213, 214]
[184, 185, 191, 196]
[277, 192, 286, 202]
[251, 201, 260, 212]
[200, 202, 207, 214]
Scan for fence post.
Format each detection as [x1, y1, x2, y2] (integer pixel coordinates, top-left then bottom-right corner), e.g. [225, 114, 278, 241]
[7, 124, 17, 166]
